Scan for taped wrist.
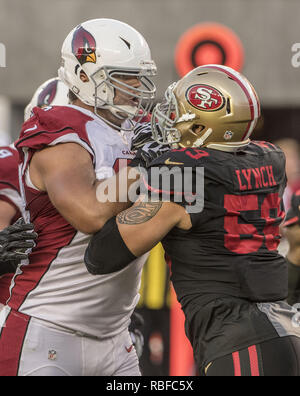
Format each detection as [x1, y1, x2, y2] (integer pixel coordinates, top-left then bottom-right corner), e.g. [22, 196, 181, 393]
[84, 216, 136, 275]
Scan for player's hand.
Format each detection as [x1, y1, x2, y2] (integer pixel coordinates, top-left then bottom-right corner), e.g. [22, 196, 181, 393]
[133, 141, 171, 168]
[131, 122, 153, 150]
[129, 311, 145, 359]
[0, 218, 37, 263]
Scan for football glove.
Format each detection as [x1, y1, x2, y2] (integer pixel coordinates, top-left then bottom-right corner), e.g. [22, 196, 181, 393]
[0, 218, 37, 276]
[131, 122, 153, 151]
[133, 141, 171, 169]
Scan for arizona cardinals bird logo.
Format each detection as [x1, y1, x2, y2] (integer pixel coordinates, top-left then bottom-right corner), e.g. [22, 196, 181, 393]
[37, 80, 58, 106]
[72, 26, 97, 65]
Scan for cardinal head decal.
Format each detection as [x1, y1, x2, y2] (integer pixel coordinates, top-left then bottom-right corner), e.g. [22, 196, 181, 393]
[72, 25, 97, 65]
[37, 80, 58, 106]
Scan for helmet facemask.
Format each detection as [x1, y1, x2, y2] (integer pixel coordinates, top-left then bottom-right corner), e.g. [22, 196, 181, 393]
[152, 82, 196, 147]
[90, 64, 156, 131]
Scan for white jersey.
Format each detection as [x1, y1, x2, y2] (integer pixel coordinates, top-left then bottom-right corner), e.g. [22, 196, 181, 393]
[9, 105, 148, 339]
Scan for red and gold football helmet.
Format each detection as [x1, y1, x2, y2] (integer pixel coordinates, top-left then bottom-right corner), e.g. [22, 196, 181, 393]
[151, 65, 261, 151]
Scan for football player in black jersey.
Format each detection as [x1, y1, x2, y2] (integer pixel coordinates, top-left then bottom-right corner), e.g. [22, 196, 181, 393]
[85, 65, 300, 376]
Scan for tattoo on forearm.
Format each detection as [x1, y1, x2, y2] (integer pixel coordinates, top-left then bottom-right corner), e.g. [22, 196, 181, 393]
[117, 202, 163, 225]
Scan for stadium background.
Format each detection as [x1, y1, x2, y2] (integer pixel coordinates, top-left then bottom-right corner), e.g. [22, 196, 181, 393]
[0, 0, 299, 375]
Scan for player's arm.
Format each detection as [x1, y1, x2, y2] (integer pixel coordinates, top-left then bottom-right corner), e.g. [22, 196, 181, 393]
[29, 142, 136, 234]
[84, 198, 191, 274]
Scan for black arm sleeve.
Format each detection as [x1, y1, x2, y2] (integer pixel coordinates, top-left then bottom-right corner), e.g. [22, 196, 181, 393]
[287, 258, 300, 305]
[84, 216, 137, 275]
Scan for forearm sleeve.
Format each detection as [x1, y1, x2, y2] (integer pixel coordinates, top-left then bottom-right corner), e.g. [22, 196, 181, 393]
[84, 216, 137, 275]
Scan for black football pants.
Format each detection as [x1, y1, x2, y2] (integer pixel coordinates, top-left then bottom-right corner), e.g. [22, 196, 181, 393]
[205, 336, 300, 376]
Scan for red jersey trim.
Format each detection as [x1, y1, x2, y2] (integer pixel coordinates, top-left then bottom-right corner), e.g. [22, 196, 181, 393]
[0, 310, 31, 376]
[8, 229, 77, 312]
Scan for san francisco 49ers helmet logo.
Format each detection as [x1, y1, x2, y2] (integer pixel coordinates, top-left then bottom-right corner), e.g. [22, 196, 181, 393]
[72, 26, 97, 65]
[37, 80, 58, 107]
[186, 84, 225, 111]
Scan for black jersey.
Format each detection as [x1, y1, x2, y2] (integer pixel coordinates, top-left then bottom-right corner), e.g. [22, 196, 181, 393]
[144, 141, 287, 302]
[143, 141, 290, 371]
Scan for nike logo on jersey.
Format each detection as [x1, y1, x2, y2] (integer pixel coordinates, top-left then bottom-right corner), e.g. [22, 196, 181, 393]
[24, 125, 38, 134]
[125, 344, 134, 353]
[165, 158, 184, 166]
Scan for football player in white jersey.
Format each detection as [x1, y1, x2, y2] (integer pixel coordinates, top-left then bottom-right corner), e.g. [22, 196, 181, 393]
[0, 18, 156, 376]
[0, 78, 68, 306]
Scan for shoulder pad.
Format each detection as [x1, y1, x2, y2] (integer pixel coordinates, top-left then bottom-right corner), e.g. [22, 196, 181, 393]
[250, 141, 283, 154]
[15, 106, 94, 152]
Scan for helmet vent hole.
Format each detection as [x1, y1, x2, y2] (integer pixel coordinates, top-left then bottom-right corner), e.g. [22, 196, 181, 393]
[226, 98, 231, 114]
[191, 125, 204, 136]
[119, 36, 131, 50]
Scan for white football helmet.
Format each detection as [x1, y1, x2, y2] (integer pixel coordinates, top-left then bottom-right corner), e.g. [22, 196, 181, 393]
[58, 18, 157, 130]
[24, 77, 69, 121]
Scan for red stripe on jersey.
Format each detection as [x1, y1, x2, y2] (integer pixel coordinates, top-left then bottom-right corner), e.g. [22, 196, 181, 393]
[0, 310, 31, 376]
[248, 345, 260, 376]
[8, 226, 77, 311]
[0, 274, 14, 305]
[232, 351, 242, 376]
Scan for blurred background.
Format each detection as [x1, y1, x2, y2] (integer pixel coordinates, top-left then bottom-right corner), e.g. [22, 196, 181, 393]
[0, 0, 300, 375]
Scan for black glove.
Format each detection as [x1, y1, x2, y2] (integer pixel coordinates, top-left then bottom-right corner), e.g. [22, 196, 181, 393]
[132, 141, 171, 169]
[131, 122, 153, 151]
[130, 122, 171, 168]
[0, 218, 37, 276]
[129, 311, 145, 359]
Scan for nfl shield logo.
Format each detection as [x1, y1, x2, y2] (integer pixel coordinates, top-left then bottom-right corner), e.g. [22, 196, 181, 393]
[48, 350, 57, 361]
[224, 131, 234, 140]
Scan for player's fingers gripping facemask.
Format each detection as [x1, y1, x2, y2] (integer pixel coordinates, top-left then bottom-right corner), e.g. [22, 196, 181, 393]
[131, 122, 154, 150]
[24, 78, 69, 121]
[130, 123, 171, 168]
[151, 65, 261, 152]
[58, 18, 157, 131]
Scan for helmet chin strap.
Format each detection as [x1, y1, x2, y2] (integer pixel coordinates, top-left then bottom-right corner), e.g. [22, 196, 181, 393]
[194, 128, 213, 147]
[207, 139, 251, 152]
